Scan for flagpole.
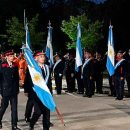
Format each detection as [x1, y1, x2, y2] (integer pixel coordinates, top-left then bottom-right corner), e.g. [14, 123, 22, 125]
[55, 107, 66, 127]
[24, 9, 26, 29]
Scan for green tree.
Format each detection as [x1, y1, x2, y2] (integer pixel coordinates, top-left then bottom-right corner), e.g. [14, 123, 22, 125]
[61, 14, 103, 49]
[6, 14, 45, 49]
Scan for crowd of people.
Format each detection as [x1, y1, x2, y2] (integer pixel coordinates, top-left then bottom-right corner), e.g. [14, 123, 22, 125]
[0, 48, 130, 130]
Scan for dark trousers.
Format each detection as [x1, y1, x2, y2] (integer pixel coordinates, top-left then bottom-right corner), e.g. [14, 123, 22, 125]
[25, 96, 34, 119]
[126, 75, 130, 94]
[83, 78, 95, 97]
[115, 77, 125, 99]
[55, 75, 62, 94]
[30, 98, 50, 130]
[0, 95, 18, 126]
[109, 76, 116, 96]
[95, 73, 103, 93]
[65, 73, 75, 92]
[75, 72, 84, 93]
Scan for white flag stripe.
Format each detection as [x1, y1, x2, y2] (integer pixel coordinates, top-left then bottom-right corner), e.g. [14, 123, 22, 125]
[28, 65, 51, 94]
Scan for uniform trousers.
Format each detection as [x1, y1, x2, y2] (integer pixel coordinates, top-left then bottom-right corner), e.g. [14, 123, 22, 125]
[54, 75, 62, 94]
[115, 77, 125, 100]
[30, 97, 50, 130]
[0, 95, 18, 126]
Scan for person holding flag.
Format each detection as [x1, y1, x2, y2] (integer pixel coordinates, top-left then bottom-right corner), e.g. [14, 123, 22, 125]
[75, 23, 84, 94]
[106, 24, 116, 96]
[23, 50, 53, 130]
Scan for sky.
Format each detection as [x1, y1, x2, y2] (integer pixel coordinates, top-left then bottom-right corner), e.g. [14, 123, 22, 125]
[87, 0, 107, 4]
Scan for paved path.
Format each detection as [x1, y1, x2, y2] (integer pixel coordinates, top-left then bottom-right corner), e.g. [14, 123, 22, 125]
[1, 78, 130, 130]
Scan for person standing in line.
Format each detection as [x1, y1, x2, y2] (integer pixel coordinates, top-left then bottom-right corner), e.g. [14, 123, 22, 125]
[53, 52, 64, 95]
[82, 48, 95, 98]
[0, 50, 21, 130]
[125, 49, 130, 97]
[114, 50, 126, 100]
[65, 49, 76, 93]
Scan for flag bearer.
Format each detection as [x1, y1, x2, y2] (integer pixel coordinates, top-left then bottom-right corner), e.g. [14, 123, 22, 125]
[24, 51, 51, 130]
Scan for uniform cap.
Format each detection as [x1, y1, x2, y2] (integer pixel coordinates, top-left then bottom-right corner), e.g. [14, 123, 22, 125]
[53, 52, 62, 58]
[33, 50, 45, 57]
[117, 50, 123, 54]
[4, 49, 14, 56]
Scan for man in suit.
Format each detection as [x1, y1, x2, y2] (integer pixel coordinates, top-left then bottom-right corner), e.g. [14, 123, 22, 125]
[94, 52, 104, 94]
[53, 52, 64, 94]
[0, 50, 21, 130]
[65, 49, 76, 93]
[24, 51, 51, 130]
[126, 49, 130, 97]
[114, 50, 126, 100]
[82, 48, 95, 98]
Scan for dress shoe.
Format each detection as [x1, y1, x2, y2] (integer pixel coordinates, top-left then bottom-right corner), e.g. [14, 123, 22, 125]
[12, 126, 21, 130]
[25, 117, 31, 123]
[0, 121, 2, 129]
[29, 126, 34, 130]
[83, 94, 87, 97]
[50, 122, 54, 127]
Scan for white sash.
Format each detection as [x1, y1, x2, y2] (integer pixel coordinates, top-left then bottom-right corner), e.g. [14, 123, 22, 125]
[115, 59, 125, 69]
[44, 64, 49, 84]
[82, 58, 91, 71]
[53, 59, 62, 72]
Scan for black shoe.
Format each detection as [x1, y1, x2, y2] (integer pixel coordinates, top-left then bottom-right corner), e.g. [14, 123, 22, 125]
[25, 117, 31, 123]
[12, 126, 21, 130]
[88, 95, 92, 98]
[0, 121, 2, 129]
[29, 126, 34, 130]
[83, 94, 87, 97]
[50, 122, 54, 127]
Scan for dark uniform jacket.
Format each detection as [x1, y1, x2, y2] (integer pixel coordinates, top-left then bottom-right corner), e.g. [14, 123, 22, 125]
[82, 59, 95, 80]
[114, 59, 126, 78]
[65, 59, 75, 76]
[53, 60, 64, 77]
[0, 61, 19, 96]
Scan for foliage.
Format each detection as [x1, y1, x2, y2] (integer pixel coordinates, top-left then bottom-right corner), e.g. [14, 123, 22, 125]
[61, 14, 103, 49]
[6, 14, 45, 49]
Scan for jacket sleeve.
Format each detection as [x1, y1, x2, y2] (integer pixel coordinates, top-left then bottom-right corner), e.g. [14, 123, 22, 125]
[0, 64, 2, 95]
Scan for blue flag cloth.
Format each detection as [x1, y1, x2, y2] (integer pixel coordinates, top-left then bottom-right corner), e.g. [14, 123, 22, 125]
[25, 23, 31, 50]
[22, 46, 56, 112]
[46, 24, 54, 67]
[106, 25, 115, 76]
[75, 23, 83, 72]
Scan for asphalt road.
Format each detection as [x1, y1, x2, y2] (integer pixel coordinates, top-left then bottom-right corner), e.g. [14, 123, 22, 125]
[1, 89, 130, 130]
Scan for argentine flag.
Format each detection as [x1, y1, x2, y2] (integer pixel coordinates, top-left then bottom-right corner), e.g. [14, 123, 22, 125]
[46, 22, 54, 67]
[75, 23, 83, 72]
[106, 25, 115, 76]
[23, 46, 56, 112]
[25, 23, 31, 50]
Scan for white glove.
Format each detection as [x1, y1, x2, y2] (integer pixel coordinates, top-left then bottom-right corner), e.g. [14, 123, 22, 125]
[59, 73, 62, 77]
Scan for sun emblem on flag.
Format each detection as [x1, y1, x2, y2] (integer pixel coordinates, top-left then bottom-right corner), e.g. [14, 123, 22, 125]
[33, 73, 42, 82]
[108, 45, 114, 56]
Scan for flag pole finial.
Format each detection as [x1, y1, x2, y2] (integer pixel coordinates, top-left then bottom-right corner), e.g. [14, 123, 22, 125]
[48, 20, 52, 29]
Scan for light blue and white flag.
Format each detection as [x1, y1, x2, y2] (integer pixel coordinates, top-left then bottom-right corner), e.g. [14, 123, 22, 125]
[106, 24, 115, 76]
[75, 23, 83, 72]
[25, 23, 31, 50]
[22, 46, 56, 112]
[46, 22, 54, 67]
